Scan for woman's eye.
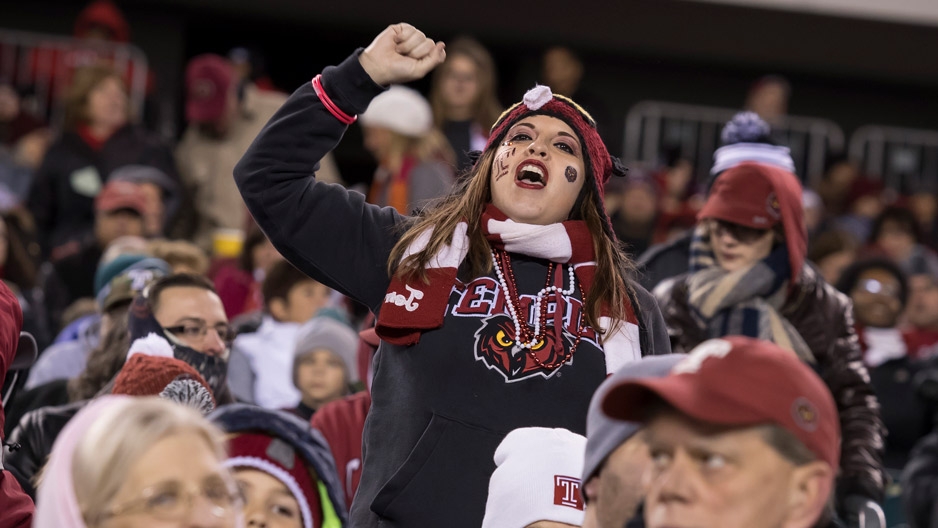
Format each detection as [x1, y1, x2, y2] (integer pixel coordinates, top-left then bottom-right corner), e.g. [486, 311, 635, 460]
[510, 132, 532, 142]
[555, 142, 574, 154]
[147, 491, 180, 509]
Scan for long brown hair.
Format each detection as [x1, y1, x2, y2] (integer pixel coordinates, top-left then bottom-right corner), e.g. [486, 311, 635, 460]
[387, 149, 634, 338]
[430, 37, 502, 131]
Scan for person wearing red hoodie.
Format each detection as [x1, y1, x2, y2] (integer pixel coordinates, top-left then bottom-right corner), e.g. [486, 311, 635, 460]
[653, 162, 886, 521]
[0, 281, 38, 527]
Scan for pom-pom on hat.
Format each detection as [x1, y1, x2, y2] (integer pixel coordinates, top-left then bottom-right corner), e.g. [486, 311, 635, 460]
[710, 111, 795, 176]
[482, 427, 587, 528]
[359, 85, 433, 138]
[112, 333, 217, 414]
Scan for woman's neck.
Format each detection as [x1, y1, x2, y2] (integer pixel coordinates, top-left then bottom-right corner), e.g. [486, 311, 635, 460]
[446, 106, 473, 122]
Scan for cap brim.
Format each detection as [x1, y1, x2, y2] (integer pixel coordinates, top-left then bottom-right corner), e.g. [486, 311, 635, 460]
[602, 376, 767, 427]
[11, 331, 37, 370]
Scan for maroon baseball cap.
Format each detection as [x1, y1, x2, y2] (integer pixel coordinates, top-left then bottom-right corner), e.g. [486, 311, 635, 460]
[185, 54, 233, 123]
[698, 163, 784, 230]
[95, 180, 147, 215]
[602, 336, 840, 470]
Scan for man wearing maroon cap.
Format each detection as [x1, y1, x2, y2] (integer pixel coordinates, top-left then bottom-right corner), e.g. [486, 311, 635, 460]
[603, 336, 840, 528]
[0, 281, 37, 527]
[40, 179, 148, 330]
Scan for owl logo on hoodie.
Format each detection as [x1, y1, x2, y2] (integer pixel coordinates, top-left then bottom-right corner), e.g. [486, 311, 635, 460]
[472, 314, 574, 383]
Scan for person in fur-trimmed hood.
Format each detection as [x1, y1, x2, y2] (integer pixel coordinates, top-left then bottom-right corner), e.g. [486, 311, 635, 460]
[233, 23, 670, 528]
[653, 161, 887, 519]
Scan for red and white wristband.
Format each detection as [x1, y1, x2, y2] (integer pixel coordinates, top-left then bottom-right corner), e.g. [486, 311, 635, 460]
[311, 74, 357, 125]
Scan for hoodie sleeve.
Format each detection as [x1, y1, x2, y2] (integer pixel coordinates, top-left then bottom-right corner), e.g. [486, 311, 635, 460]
[630, 282, 673, 357]
[233, 51, 404, 313]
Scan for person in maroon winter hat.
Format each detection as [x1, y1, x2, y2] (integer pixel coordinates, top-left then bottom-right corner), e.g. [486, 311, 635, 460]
[0, 281, 37, 528]
[653, 161, 887, 520]
[603, 336, 840, 528]
[233, 23, 672, 528]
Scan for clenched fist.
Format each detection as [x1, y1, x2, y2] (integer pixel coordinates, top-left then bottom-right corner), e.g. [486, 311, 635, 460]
[359, 23, 446, 86]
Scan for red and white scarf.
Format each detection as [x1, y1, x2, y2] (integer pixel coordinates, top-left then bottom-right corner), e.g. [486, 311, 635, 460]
[376, 205, 641, 373]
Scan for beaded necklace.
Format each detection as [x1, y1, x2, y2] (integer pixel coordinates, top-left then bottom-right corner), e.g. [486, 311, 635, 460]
[490, 248, 588, 370]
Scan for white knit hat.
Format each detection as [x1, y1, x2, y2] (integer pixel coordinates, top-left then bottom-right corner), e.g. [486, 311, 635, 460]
[359, 85, 433, 138]
[482, 427, 587, 528]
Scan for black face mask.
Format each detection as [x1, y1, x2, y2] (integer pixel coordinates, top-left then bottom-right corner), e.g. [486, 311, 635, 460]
[127, 295, 229, 397]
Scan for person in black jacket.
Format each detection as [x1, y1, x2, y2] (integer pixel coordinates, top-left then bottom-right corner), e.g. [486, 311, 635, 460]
[26, 64, 177, 257]
[234, 24, 671, 528]
[904, 427, 938, 528]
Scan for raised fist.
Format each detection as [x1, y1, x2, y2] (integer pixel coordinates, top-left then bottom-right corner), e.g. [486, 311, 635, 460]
[359, 23, 446, 86]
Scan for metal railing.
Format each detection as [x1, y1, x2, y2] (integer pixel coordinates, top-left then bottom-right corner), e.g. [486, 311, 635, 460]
[0, 28, 148, 129]
[849, 125, 938, 193]
[624, 100, 845, 188]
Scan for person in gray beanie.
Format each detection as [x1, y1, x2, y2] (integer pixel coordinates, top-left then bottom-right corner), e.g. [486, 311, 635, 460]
[581, 354, 684, 528]
[292, 315, 359, 421]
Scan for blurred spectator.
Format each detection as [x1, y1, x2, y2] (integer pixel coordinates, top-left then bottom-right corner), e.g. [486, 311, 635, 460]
[816, 156, 860, 218]
[429, 37, 502, 175]
[909, 191, 938, 251]
[26, 64, 176, 256]
[606, 169, 659, 257]
[541, 46, 617, 152]
[109, 164, 179, 237]
[213, 228, 283, 319]
[38, 180, 148, 331]
[0, 281, 38, 528]
[870, 205, 938, 279]
[311, 322, 378, 511]
[34, 396, 238, 527]
[211, 404, 348, 527]
[652, 146, 702, 244]
[0, 211, 48, 349]
[289, 315, 358, 421]
[24, 257, 167, 391]
[807, 229, 858, 286]
[146, 238, 209, 275]
[173, 54, 340, 251]
[0, 83, 50, 209]
[581, 355, 682, 528]
[481, 427, 587, 528]
[360, 86, 455, 215]
[227, 260, 332, 408]
[228, 46, 278, 93]
[743, 74, 790, 124]
[833, 176, 887, 243]
[802, 188, 825, 239]
[904, 272, 938, 359]
[837, 258, 934, 469]
[127, 273, 234, 403]
[903, 428, 938, 528]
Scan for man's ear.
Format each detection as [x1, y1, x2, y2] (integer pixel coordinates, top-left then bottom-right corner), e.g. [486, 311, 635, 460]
[268, 298, 288, 322]
[783, 461, 834, 528]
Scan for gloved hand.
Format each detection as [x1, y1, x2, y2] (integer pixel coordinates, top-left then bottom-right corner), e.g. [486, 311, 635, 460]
[840, 495, 886, 528]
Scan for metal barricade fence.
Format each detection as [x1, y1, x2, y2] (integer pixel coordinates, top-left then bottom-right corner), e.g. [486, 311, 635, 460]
[623, 101, 844, 189]
[0, 28, 148, 129]
[849, 125, 938, 193]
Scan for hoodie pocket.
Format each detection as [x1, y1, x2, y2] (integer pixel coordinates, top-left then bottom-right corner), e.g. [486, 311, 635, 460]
[370, 413, 504, 526]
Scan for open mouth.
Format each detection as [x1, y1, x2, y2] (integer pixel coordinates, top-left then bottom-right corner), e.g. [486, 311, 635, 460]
[515, 161, 549, 189]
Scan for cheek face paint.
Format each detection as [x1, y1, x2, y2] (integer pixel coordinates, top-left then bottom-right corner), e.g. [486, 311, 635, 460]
[493, 146, 515, 182]
[565, 166, 578, 183]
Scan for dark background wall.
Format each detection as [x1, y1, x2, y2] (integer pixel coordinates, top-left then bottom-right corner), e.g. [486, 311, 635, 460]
[2, 0, 936, 180]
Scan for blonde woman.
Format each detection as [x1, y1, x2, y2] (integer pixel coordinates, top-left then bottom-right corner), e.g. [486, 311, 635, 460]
[35, 396, 243, 528]
[234, 24, 669, 527]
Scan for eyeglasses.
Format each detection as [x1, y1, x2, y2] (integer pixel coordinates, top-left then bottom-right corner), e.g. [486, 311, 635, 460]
[102, 478, 243, 522]
[164, 321, 235, 345]
[709, 219, 770, 244]
[855, 278, 900, 298]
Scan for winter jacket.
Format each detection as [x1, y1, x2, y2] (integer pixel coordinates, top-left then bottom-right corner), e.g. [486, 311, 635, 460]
[227, 315, 302, 408]
[635, 231, 692, 292]
[904, 431, 938, 528]
[233, 51, 672, 528]
[5, 400, 84, 499]
[2, 379, 69, 440]
[311, 390, 372, 511]
[210, 403, 348, 525]
[655, 164, 886, 503]
[27, 125, 177, 254]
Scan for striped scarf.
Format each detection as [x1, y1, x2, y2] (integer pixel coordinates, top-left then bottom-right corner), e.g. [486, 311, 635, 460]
[376, 205, 639, 370]
[686, 223, 814, 362]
